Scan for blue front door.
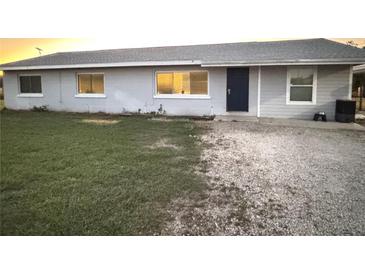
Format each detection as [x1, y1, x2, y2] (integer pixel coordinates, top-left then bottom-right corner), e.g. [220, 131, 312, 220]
[226, 68, 249, 111]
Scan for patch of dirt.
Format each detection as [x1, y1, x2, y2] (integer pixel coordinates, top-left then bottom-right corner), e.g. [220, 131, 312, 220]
[82, 119, 120, 125]
[149, 117, 174, 122]
[162, 121, 365, 235]
[147, 138, 180, 150]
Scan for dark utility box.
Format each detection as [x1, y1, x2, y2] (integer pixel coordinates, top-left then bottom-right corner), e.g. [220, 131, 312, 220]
[335, 100, 356, 123]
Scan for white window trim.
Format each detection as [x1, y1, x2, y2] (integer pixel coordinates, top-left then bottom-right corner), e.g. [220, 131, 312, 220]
[257, 66, 261, 117]
[74, 94, 107, 98]
[153, 70, 210, 99]
[154, 94, 210, 99]
[76, 72, 106, 97]
[18, 74, 43, 95]
[17, 93, 44, 98]
[286, 66, 317, 105]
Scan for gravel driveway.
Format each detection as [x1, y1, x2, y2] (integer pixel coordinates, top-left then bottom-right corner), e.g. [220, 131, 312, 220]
[163, 121, 365, 235]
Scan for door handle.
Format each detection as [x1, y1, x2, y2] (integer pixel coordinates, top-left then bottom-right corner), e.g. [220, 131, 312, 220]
[227, 89, 231, 95]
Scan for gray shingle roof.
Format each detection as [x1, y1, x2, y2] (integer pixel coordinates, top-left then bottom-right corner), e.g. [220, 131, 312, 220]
[1, 39, 365, 69]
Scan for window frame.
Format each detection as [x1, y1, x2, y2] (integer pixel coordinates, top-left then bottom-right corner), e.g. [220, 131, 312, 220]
[17, 74, 43, 97]
[154, 70, 210, 99]
[286, 66, 317, 105]
[75, 72, 106, 98]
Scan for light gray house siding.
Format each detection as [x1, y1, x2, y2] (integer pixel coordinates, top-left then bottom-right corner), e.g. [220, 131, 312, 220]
[260, 65, 351, 120]
[3, 65, 260, 116]
[3, 65, 351, 120]
[3, 66, 225, 116]
[248, 67, 259, 117]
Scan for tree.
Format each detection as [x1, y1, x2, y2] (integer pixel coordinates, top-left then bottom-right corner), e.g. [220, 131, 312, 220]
[346, 40, 359, 47]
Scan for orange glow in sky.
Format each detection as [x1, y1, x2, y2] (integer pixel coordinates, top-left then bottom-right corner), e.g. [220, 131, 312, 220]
[0, 38, 90, 65]
[1, 38, 365, 67]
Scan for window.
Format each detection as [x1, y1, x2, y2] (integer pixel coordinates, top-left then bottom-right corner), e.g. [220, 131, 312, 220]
[19, 75, 42, 93]
[287, 67, 317, 104]
[156, 71, 208, 96]
[77, 73, 104, 94]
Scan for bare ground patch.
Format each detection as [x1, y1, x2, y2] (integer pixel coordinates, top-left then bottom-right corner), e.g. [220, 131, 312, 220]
[147, 138, 181, 150]
[162, 121, 365, 235]
[81, 119, 120, 125]
[149, 117, 174, 122]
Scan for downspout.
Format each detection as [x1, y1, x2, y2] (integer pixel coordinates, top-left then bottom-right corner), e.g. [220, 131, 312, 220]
[59, 71, 63, 104]
[348, 66, 353, 100]
[257, 66, 261, 118]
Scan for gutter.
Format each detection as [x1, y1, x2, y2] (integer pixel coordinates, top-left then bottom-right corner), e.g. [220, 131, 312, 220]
[1, 59, 365, 71]
[201, 59, 365, 67]
[0, 60, 202, 71]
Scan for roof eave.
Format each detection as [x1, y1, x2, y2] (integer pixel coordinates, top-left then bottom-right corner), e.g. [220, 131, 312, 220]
[1, 59, 365, 71]
[0, 60, 202, 71]
[201, 59, 365, 67]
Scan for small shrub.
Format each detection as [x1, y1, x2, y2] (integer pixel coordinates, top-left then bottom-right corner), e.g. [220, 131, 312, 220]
[158, 104, 166, 115]
[32, 105, 49, 112]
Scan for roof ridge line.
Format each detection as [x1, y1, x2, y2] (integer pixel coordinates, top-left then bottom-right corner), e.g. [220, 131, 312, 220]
[53, 38, 325, 55]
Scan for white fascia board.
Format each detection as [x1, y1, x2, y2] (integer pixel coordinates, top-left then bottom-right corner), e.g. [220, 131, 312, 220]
[202, 59, 365, 67]
[0, 60, 202, 71]
[2, 59, 365, 70]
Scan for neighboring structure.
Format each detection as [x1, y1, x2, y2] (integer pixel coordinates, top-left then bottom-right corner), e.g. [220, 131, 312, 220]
[1, 39, 365, 120]
[0, 74, 3, 99]
[353, 64, 365, 111]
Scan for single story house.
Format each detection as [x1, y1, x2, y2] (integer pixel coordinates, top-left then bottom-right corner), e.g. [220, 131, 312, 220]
[1, 38, 365, 120]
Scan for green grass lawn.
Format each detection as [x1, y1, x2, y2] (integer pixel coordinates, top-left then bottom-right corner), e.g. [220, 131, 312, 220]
[0, 110, 205, 235]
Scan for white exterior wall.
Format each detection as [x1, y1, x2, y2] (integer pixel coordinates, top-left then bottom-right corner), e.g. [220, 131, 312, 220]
[3, 65, 259, 116]
[3, 64, 351, 119]
[260, 65, 351, 120]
